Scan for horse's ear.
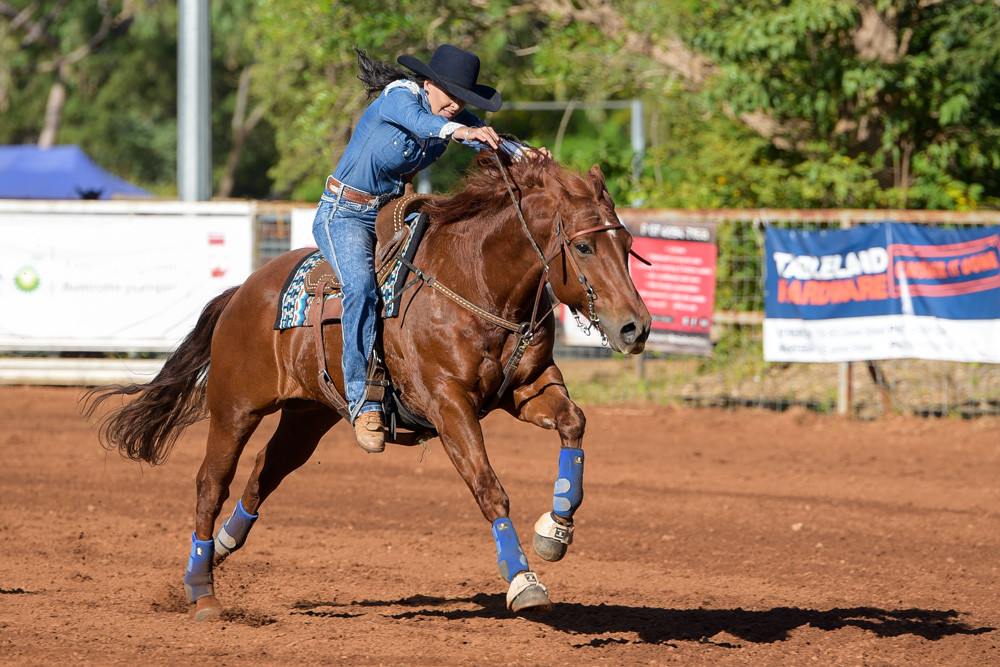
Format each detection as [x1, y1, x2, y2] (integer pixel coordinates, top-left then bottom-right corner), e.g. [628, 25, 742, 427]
[587, 164, 606, 187]
[587, 164, 616, 208]
[586, 164, 610, 197]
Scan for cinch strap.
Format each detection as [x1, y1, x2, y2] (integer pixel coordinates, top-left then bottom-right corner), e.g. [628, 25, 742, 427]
[492, 517, 529, 583]
[183, 532, 215, 602]
[553, 447, 584, 519]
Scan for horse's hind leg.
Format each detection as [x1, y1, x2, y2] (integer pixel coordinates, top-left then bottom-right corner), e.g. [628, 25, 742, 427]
[505, 364, 586, 563]
[185, 407, 264, 621]
[188, 402, 338, 622]
[215, 401, 340, 561]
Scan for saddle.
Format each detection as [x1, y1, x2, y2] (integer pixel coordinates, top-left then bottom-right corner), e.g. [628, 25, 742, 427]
[301, 192, 433, 301]
[374, 193, 434, 317]
[303, 192, 436, 443]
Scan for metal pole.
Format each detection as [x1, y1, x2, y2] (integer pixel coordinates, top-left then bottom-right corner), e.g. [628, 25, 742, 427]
[417, 169, 432, 194]
[178, 0, 211, 201]
[629, 99, 646, 376]
[630, 99, 644, 193]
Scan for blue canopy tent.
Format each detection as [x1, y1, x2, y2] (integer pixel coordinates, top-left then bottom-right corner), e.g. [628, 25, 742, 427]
[0, 145, 151, 199]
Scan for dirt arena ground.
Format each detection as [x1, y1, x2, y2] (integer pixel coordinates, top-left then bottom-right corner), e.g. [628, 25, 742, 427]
[1, 384, 998, 665]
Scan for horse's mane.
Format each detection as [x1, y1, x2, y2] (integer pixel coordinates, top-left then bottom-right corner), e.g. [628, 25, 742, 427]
[423, 141, 607, 226]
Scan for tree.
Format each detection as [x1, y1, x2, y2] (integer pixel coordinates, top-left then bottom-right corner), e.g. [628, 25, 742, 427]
[519, 0, 1000, 209]
[4, 1, 997, 209]
[0, 0, 136, 147]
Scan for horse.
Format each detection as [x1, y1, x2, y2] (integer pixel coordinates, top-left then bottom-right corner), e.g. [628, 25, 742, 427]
[85, 149, 651, 621]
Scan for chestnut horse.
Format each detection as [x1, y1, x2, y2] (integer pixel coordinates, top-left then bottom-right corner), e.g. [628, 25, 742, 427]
[86, 151, 651, 621]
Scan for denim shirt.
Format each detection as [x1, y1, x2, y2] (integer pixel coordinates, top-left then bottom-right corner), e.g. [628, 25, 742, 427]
[332, 80, 486, 197]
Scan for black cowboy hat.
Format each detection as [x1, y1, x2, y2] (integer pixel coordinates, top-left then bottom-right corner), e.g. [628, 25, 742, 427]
[397, 44, 502, 112]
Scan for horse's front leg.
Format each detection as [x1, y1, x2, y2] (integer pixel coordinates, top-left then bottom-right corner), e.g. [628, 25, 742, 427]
[429, 391, 552, 614]
[506, 363, 586, 563]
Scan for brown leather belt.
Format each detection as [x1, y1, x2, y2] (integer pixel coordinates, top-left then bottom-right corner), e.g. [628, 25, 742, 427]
[326, 175, 384, 207]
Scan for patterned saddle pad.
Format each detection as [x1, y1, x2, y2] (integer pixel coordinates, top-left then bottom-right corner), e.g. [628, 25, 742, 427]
[274, 250, 342, 330]
[274, 208, 427, 331]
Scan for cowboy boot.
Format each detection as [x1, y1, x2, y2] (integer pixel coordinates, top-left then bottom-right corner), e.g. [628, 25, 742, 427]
[354, 411, 386, 453]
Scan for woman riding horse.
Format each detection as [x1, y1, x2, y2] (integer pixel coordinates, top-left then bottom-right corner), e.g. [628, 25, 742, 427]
[313, 44, 546, 453]
[85, 76, 649, 618]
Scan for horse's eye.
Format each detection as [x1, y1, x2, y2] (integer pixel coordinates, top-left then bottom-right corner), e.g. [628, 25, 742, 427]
[574, 242, 593, 256]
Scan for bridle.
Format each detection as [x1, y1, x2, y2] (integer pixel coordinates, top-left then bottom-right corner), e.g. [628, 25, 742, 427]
[496, 156, 650, 344]
[391, 154, 647, 414]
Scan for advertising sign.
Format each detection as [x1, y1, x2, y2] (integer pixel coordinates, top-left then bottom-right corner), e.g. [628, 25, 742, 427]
[565, 213, 717, 355]
[290, 206, 319, 249]
[763, 222, 1000, 362]
[0, 201, 254, 351]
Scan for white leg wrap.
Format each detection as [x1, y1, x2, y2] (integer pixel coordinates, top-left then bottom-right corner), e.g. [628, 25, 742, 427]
[506, 571, 547, 610]
[534, 511, 574, 545]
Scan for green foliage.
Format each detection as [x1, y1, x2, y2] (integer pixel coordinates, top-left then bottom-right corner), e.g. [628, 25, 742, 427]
[685, 0, 1000, 209]
[1, 0, 998, 210]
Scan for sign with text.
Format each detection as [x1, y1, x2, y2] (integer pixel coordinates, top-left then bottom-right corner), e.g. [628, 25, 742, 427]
[763, 222, 1000, 362]
[0, 201, 254, 351]
[564, 212, 717, 355]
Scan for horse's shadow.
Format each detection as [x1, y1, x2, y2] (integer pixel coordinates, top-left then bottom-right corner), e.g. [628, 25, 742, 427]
[292, 594, 995, 646]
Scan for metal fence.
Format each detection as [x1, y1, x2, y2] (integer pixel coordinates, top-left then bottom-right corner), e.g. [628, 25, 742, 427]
[255, 205, 1000, 420]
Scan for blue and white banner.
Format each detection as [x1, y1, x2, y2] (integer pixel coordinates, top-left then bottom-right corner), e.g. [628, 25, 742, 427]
[763, 222, 1000, 362]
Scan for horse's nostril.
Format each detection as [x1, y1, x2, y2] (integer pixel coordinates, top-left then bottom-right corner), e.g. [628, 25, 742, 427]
[620, 322, 637, 345]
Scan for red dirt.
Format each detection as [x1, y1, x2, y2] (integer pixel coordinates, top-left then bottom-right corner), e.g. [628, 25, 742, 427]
[1, 385, 998, 665]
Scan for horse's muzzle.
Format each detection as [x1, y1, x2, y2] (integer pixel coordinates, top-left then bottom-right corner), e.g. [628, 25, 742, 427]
[607, 315, 651, 355]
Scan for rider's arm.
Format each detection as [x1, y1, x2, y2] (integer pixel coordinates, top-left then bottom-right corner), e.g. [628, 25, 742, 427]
[379, 81, 457, 139]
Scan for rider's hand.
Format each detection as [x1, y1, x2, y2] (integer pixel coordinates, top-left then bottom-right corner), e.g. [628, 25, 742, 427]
[455, 125, 501, 150]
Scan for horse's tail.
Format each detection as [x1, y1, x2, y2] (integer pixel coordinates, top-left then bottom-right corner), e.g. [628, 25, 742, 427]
[82, 286, 240, 465]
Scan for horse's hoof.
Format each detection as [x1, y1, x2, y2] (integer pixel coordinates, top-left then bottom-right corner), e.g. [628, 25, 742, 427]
[194, 596, 223, 622]
[533, 533, 568, 562]
[533, 512, 573, 562]
[506, 571, 552, 614]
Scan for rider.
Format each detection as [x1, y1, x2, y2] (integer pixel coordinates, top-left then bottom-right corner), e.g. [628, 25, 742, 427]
[312, 44, 506, 454]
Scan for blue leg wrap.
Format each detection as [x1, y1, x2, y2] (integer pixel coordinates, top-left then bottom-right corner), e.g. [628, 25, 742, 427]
[183, 532, 215, 602]
[215, 499, 258, 558]
[553, 447, 584, 519]
[492, 518, 529, 583]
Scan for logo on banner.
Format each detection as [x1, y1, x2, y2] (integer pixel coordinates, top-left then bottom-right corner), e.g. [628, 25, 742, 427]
[14, 266, 40, 292]
[773, 236, 1000, 306]
[887, 236, 1000, 298]
[773, 247, 889, 306]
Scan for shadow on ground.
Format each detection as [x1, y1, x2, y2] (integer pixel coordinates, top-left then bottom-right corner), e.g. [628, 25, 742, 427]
[292, 594, 996, 647]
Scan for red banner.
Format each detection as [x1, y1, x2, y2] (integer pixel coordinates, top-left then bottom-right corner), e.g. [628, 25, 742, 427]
[561, 213, 718, 355]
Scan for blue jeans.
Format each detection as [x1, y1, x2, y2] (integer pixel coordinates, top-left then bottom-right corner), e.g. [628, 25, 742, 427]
[312, 186, 382, 421]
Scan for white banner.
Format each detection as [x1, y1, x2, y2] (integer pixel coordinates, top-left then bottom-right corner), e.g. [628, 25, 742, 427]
[0, 200, 254, 351]
[290, 206, 318, 249]
[763, 314, 1000, 363]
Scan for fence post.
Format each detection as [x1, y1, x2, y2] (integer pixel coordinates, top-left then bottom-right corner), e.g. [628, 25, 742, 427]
[836, 213, 854, 416]
[837, 361, 852, 416]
